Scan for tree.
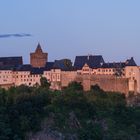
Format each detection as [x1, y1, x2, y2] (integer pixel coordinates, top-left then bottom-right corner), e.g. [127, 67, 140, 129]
[40, 77, 50, 89]
[67, 81, 83, 91]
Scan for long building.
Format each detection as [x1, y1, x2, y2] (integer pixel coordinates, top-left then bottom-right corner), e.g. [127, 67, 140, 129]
[0, 43, 139, 95]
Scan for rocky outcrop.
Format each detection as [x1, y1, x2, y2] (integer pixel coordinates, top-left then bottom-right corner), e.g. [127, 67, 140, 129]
[26, 112, 78, 140]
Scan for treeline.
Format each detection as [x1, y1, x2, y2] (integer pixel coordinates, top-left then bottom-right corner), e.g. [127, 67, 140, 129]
[0, 79, 140, 140]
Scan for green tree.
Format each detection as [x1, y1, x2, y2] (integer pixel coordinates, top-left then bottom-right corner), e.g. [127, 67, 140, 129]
[67, 81, 83, 91]
[40, 77, 50, 89]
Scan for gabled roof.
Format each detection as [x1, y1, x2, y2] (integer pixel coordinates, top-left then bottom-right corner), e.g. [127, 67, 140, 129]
[0, 56, 23, 67]
[102, 57, 137, 69]
[102, 62, 126, 68]
[125, 57, 137, 66]
[74, 55, 105, 70]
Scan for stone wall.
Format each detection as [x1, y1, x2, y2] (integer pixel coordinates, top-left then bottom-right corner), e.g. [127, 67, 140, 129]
[30, 53, 48, 68]
[60, 72, 129, 94]
[76, 75, 129, 94]
[61, 71, 77, 87]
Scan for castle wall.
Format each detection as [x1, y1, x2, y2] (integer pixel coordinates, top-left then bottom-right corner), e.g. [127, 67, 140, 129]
[76, 75, 129, 94]
[0, 68, 138, 95]
[90, 75, 128, 94]
[61, 71, 77, 87]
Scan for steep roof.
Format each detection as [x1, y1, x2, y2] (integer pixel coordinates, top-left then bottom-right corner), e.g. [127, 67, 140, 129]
[102, 63, 126, 68]
[13, 64, 44, 74]
[53, 59, 73, 71]
[31, 67, 44, 74]
[125, 57, 137, 66]
[35, 43, 43, 53]
[45, 62, 55, 70]
[102, 57, 137, 68]
[15, 64, 32, 71]
[74, 55, 105, 70]
[12, 62, 55, 74]
[0, 56, 23, 67]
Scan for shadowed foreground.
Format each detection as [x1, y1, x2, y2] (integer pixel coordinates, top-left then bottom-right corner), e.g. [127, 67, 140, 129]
[0, 83, 140, 140]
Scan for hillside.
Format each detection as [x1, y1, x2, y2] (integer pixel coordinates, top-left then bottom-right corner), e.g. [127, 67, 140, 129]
[0, 82, 140, 140]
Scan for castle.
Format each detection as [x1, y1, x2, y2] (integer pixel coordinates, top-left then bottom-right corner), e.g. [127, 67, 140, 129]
[0, 43, 139, 95]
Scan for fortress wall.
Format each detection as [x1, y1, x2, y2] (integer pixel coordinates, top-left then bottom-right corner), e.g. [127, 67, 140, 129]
[76, 75, 129, 94]
[61, 71, 77, 87]
[91, 75, 129, 94]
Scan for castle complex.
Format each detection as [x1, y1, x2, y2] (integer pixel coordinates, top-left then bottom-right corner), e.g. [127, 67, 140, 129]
[0, 43, 139, 95]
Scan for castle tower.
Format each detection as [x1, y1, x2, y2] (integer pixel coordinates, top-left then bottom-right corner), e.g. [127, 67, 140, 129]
[30, 43, 48, 68]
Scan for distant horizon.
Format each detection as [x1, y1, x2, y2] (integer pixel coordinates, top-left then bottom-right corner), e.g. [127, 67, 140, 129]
[0, 0, 140, 64]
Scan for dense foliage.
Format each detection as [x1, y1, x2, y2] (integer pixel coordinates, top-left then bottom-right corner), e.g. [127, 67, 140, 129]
[0, 82, 140, 140]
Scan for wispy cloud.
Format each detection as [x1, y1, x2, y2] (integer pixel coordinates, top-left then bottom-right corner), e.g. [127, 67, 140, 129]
[0, 33, 32, 38]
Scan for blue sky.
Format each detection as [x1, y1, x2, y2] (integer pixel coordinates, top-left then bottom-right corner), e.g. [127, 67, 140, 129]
[0, 0, 140, 64]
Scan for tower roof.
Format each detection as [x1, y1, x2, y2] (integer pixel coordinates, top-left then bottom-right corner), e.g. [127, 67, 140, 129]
[35, 43, 43, 53]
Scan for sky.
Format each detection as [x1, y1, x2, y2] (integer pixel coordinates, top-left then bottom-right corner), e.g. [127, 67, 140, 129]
[0, 0, 140, 64]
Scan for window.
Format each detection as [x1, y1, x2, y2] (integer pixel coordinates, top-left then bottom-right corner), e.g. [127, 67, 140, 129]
[57, 74, 60, 80]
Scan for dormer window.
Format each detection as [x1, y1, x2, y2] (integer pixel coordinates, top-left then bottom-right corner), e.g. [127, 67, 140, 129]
[100, 62, 103, 66]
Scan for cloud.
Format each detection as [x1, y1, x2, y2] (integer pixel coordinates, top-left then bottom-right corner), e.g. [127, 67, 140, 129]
[0, 33, 32, 38]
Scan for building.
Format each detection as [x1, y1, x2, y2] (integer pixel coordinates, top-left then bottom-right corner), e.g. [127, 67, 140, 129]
[30, 43, 48, 68]
[0, 43, 139, 95]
